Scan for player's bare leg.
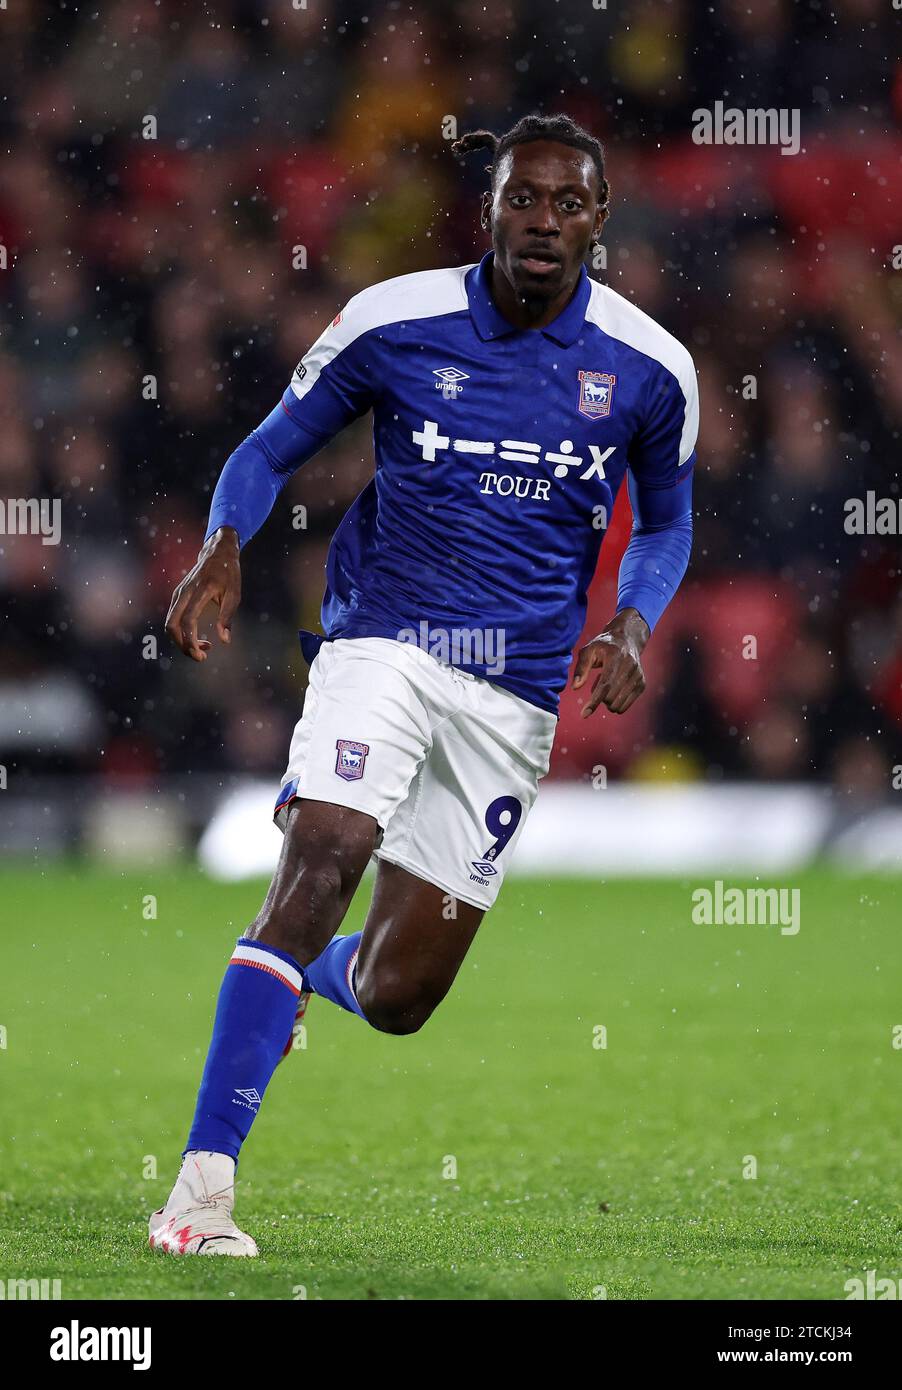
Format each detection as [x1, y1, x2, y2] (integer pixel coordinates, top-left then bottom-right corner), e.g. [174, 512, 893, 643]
[250, 799, 378, 959]
[260, 799, 381, 1052]
[354, 860, 484, 1035]
[250, 801, 485, 1036]
[252, 808, 484, 1037]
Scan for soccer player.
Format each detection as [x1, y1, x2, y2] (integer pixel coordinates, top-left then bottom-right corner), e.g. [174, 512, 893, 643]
[150, 114, 697, 1255]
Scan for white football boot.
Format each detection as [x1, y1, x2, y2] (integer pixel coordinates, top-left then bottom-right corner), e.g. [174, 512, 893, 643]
[148, 1150, 259, 1257]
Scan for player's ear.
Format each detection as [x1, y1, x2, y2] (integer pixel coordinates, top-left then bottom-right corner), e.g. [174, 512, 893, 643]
[480, 190, 492, 232]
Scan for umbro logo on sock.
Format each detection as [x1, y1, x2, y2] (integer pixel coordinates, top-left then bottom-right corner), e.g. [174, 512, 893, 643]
[233, 1088, 262, 1107]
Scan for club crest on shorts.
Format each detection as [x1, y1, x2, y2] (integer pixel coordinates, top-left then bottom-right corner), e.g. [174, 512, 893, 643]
[578, 370, 616, 419]
[335, 739, 369, 782]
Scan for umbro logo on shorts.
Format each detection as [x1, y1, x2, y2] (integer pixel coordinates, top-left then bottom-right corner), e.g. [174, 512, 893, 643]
[234, 1088, 262, 1107]
[335, 739, 370, 781]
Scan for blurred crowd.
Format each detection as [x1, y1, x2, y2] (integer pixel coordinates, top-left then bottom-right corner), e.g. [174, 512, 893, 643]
[0, 0, 900, 801]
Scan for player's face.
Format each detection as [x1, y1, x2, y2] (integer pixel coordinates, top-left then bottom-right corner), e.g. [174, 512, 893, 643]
[484, 141, 602, 303]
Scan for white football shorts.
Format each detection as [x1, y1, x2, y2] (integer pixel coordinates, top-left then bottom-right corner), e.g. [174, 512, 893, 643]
[273, 636, 557, 910]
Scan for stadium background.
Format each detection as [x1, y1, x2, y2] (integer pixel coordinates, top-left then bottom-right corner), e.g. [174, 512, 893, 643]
[0, 0, 899, 868]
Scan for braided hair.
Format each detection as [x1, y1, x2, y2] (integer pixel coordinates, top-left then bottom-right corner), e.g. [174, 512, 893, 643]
[452, 113, 611, 225]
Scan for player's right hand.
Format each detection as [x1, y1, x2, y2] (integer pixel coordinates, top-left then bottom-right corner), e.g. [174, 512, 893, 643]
[165, 526, 242, 662]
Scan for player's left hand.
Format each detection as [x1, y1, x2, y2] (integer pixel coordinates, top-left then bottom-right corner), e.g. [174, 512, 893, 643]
[572, 608, 650, 717]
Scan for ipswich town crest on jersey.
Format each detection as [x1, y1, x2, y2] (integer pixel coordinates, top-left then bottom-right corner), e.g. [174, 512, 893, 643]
[578, 370, 616, 420]
[335, 739, 369, 781]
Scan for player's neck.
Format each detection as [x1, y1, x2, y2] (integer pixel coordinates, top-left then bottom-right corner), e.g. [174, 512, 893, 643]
[489, 259, 580, 331]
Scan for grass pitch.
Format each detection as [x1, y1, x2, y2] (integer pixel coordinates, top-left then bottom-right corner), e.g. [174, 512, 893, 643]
[0, 866, 899, 1300]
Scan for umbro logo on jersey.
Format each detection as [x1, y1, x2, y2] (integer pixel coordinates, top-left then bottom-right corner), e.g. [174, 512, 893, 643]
[234, 1088, 262, 1106]
[433, 366, 469, 398]
[578, 371, 616, 419]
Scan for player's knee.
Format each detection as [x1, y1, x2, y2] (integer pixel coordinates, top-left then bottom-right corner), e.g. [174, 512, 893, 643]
[253, 857, 346, 954]
[356, 966, 439, 1036]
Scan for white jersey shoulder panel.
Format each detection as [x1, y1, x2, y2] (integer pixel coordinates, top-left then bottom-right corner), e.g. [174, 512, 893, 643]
[290, 264, 475, 403]
[586, 281, 699, 464]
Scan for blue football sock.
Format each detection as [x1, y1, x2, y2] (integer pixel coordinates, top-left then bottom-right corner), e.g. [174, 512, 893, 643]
[303, 932, 365, 1018]
[184, 937, 305, 1161]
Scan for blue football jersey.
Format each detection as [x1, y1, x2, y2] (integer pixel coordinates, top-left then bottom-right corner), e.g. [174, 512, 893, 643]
[210, 252, 698, 713]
